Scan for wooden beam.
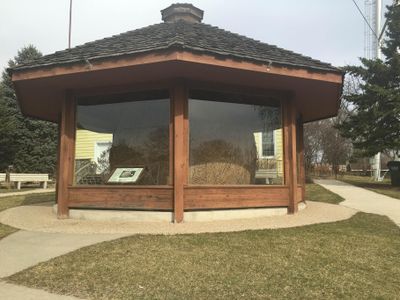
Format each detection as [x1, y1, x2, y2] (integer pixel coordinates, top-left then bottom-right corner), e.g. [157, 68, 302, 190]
[297, 116, 306, 202]
[68, 186, 173, 210]
[172, 82, 187, 223]
[12, 50, 343, 84]
[289, 100, 298, 213]
[283, 101, 290, 187]
[56, 93, 75, 218]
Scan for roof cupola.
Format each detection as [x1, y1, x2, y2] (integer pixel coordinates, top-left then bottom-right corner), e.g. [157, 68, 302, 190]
[161, 3, 204, 23]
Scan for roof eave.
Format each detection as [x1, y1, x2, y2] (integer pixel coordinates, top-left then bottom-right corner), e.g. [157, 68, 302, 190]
[10, 44, 343, 77]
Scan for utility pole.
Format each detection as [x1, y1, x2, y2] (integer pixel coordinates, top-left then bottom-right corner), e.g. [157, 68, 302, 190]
[373, 0, 382, 181]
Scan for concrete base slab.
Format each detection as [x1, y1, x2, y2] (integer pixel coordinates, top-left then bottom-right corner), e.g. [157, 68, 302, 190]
[0, 201, 356, 235]
[52, 204, 306, 223]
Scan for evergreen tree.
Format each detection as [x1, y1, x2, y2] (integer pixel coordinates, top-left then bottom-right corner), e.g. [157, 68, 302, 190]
[0, 45, 58, 174]
[338, 3, 400, 158]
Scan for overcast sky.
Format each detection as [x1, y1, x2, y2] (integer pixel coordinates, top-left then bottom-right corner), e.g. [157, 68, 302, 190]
[0, 0, 392, 71]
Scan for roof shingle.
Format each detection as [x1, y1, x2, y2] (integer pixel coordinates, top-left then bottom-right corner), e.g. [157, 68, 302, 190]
[12, 20, 340, 73]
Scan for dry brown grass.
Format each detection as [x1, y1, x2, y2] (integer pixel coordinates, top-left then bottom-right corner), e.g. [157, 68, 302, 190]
[7, 213, 400, 299]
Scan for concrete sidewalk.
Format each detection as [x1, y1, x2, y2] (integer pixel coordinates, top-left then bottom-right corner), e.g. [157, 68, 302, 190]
[0, 281, 82, 300]
[0, 231, 127, 278]
[0, 188, 55, 198]
[315, 179, 400, 226]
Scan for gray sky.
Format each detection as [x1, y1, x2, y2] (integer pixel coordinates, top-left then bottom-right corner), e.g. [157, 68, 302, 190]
[0, 0, 392, 71]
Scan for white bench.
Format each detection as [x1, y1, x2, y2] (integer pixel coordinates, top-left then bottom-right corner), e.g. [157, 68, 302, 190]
[9, 173, 49, 190]
[0, 173, 5, 182]
[255, 169, 278, 184]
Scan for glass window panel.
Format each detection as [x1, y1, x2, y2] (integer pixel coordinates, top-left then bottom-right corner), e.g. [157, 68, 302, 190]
[74, 97, 170, 185]
[189, 98, 283, 185]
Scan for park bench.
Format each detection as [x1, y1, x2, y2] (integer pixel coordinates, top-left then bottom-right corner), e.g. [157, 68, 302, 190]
[255, 169, 278, 184]
[0, 173, 5, 182]
[9, 173, 49, 190]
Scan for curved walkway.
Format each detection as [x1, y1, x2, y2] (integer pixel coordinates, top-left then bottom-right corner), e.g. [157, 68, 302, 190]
[0, 188, 55, 198]
[0, 201, 356, 235]
[315, 179, 400, 226]
[0, 199, 357, 299]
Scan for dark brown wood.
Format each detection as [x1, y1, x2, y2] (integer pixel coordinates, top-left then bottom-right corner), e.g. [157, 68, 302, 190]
[72, 81, 172, 98]
[55, 119, 61, 207]
[56, 93, 76, 218]
[288, 100, 298, 213]
[187, 80, 292, 101]
[184, 186, 289, 209]
[183, 91, 189, 185]
[68, 186, 173, 210]
[283, 100, 291, 187]
[297, 185, 303, 203]
[12, 51, 343, 83]
[168, 95, 174, 185]
[297, 117, 306, 202]
[172, 82, 187, 222]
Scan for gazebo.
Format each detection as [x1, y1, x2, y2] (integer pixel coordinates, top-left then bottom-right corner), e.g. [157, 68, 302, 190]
[10, 4, 343, 222]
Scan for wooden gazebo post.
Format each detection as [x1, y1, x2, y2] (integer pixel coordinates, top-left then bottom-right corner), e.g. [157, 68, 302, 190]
[283, 98, 298, 214]
[56, 93, 75, 218]
[172, 82, 188, 223]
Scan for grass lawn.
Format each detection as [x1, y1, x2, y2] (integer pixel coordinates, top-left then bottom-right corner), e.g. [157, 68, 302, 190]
[0, 192, 55, 212]
[340, 175, 400, 200]
[0, 192, 55, 240]
[305, 183, 344, 204]
[7, 213, 400, 299]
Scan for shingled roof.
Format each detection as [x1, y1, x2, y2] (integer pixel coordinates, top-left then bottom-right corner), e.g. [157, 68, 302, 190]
[12, 6, 340, 74]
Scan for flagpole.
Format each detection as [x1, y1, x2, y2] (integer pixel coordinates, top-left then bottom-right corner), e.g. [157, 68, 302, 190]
[68, 0, 72, 48]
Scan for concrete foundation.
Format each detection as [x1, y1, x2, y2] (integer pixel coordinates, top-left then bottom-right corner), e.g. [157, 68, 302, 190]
[53, 202, 307, 223]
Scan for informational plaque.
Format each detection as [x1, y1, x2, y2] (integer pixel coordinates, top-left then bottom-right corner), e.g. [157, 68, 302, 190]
[107, 167, 144, 183]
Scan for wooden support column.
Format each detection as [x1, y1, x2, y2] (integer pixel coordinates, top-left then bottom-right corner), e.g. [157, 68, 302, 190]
[283, 98, 298, 214]
[56, 93, 76, 218]
[297, 117, 306, 202]
[172, 83, 187, 223]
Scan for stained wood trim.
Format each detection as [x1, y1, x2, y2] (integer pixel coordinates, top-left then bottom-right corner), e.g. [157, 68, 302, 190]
[12, 50, 343, 84]
[296, 186, 304, 203]
[297, 116, 306, 202]
[288, 100, 298, 213]
[56, 93, 76, 218]
[177, 52, 343, 83]
[169, 94, 174, 185]
[183, 89, 189, 185]
[72, 81, 172, 98]
[172, 82, 187, 222]
[185, 184, 286, 189]
[70, 185, 173, 189]
[68, 187, 173, 210]
[283, 100, 290, 186]
[186, 80, 292, 100]
[184, 186, 289, 210]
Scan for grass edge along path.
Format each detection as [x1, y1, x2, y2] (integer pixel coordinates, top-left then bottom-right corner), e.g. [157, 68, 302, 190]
[0, 192, 55, 240]
[6, 212, 400, 299]
[305, 183, 344, 204]
[339, 175, 400, 200]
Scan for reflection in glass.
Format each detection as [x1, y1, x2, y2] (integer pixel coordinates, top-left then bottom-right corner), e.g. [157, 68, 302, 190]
[74, 98, 170, 185]
[189, 99, 283, 185]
